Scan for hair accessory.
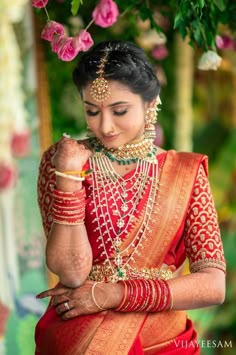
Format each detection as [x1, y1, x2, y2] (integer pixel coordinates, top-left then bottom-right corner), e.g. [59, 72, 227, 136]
[90, 52, 110, 102]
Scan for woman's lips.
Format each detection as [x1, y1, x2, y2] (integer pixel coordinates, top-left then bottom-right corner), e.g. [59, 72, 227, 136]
[102, 134, 120, 142]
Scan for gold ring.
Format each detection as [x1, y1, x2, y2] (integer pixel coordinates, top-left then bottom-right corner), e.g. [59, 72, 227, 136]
[64, 301, 70, 311]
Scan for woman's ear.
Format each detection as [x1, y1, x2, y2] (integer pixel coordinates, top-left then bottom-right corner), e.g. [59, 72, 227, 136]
[146, 97, 158, 110]
[150, 96, 161, 110]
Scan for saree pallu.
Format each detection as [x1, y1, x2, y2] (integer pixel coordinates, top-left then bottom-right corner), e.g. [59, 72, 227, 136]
[35, 150, 205, 354]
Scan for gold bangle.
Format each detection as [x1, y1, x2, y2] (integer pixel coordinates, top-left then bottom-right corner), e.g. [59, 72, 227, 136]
[91, 282, 106, 311]
[63, 169, 93, 177]
[53, 219, 85, 225]
[55, 171, 85, 181]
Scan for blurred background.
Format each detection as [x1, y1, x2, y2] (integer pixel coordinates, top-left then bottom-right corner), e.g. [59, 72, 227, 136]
[0, 1, 235, 354]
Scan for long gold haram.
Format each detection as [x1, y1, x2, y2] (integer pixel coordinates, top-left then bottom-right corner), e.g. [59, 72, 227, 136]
[89, 154, 160, 282]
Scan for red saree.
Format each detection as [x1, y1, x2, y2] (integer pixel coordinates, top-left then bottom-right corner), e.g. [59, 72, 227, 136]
[35, 148, 226, 354]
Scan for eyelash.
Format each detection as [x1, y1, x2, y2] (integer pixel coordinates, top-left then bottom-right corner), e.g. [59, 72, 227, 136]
[86, 110, 99, 116]
[86, 109, 128, 117]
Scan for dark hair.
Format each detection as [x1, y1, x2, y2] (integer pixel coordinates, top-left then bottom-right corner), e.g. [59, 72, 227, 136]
[72, 40, 160, 102]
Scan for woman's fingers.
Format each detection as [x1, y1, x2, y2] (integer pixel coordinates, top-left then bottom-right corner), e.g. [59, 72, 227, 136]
[55, 300, 74, 315]
[36, 286, 69, 299]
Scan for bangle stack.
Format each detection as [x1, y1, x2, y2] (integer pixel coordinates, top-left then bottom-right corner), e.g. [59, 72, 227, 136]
[52, 188, 86, 225]
[115, 279, 173, 313]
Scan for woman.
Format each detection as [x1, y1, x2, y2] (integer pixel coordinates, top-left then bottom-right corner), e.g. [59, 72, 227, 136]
[35, 40, 226, 354]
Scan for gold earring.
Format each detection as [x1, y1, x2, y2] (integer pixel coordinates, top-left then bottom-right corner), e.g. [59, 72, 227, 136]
[144, 107, 157, 141]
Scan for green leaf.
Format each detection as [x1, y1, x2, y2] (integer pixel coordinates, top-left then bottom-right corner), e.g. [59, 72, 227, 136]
[191, 20, 202, 44]
[198, 0, 205, 8]
[71, 0, 82, 16]
[213, 0, 226, 11]
[173, 12, 183, 29]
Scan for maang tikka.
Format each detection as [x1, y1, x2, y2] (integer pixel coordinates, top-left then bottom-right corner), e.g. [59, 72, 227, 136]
[90, 52, 111, 102]
[144, 96, 161, 140]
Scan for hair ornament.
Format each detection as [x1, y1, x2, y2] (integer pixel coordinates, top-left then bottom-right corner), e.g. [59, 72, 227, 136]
[90, 51, 111, 102]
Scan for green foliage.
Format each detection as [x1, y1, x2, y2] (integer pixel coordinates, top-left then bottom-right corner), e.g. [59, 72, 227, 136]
[6, 313, 20, 355]
[209, 129, 236, 213]
[173, 0, 225, 50]
[214, 0, 226, 11]
[18, 315, 38, 355]
[71, 0, 83, 16]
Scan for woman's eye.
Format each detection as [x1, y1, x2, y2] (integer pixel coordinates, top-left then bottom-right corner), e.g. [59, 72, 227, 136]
[113, 109, 128, 116]
[86, 110, 99, 116]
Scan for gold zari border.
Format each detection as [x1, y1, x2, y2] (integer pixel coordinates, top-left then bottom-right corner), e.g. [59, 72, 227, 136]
[88, 265, 173, 283]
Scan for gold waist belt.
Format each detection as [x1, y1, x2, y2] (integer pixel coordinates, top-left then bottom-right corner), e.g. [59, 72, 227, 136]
[88, 264, 173, 283]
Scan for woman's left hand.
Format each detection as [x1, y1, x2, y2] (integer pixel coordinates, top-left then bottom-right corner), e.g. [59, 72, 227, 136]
[36, 281, 123, 320]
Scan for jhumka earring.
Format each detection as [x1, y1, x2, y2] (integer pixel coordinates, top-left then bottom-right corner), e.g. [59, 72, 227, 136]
[144, 96, 161, 141]
[90, 52, 110, 102]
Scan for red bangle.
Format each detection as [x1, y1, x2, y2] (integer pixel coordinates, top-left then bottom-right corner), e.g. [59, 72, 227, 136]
[52, 187, 86, 225]
[114, 278, 173, 313]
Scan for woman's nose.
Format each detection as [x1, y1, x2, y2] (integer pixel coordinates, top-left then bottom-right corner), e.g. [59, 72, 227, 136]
[100, 114, 114, 135]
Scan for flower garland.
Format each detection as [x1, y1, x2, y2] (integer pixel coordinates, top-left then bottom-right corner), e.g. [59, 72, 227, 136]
[0, 0, 29, 191]
[32, 0, 119, 61]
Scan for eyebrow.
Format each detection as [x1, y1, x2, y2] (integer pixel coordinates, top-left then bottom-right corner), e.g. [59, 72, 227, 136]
[83, 100, 129, 108]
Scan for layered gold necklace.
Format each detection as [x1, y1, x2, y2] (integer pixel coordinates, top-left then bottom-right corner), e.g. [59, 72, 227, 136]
[88, 139, 160, 282]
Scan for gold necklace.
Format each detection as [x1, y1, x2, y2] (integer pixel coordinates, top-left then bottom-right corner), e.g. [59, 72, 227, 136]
[89, 153, 160, 282]
[90, 136, 158, 165]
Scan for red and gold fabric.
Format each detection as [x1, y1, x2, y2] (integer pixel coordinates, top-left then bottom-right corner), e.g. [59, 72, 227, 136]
[35, 146, 226, 354]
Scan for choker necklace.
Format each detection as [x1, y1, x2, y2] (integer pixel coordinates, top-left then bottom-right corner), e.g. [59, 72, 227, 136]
[90, 136, 158, 165]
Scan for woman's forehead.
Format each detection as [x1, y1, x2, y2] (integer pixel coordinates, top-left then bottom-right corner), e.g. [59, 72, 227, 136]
[83, 80, 141, 106]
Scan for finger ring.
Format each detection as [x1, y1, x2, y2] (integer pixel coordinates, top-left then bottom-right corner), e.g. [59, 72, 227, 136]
[64, 302, 70, 311]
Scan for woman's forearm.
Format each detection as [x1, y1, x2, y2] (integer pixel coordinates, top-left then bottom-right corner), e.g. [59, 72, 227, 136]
[168, 267, 225, 310]
[105, 268, 225, 312]
[46, 174, 92, 288]
[46, 223, 92, 288]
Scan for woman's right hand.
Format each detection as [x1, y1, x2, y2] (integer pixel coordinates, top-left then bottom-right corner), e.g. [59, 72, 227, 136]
[52, 136, 92, 172]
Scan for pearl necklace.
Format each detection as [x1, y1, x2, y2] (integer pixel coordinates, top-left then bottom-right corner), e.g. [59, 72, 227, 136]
[89, 152, 160, 282]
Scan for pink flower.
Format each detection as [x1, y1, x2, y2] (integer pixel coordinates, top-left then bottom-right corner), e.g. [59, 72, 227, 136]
[51, 35, 64, 53]
[232, 39, 236, 51]
[32, 0, 48, 8]
[73, 30, 94, 52]
[152, 45, 169, 60]
[0, 163, 17, 191]
[41, 21, 65, 42]
[56, 37, 79, 61]
[92, 0, 119, 28]
[11, 130, 31, 158]
[215, 35, 232, 49]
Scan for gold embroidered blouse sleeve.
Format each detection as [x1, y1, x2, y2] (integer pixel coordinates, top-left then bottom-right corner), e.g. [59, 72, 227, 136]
[184, 164, 226, 274]
[37, 144, 57, 238]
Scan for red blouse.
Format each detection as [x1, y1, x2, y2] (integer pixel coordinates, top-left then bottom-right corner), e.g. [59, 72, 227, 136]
[37, 145, 226, 275]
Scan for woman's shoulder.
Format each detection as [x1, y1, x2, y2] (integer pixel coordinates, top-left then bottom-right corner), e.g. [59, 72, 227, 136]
[164, 149, 209, 176]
